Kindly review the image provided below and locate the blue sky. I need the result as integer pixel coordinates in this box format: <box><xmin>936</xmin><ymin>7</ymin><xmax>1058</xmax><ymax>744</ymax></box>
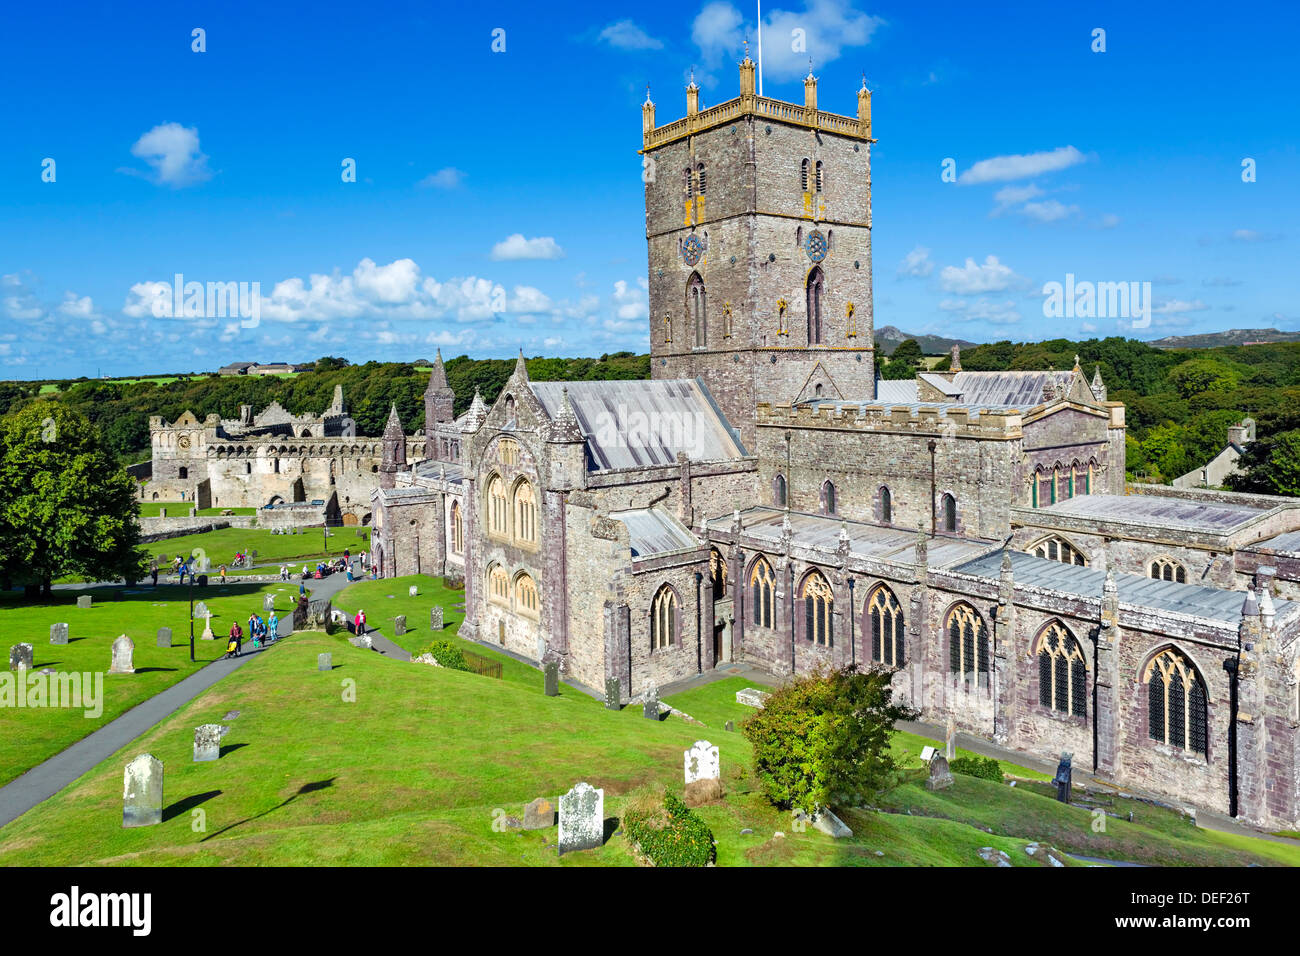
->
<box><xmin>1</xmin><ymin>0</ymin><xmax>1296</xmax><ymax>378</ymax></box>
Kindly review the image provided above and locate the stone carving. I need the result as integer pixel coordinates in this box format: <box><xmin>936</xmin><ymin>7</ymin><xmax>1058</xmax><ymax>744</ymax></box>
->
<box><xmin>558</xmin><ymin>782</ymin><xmax>604</xmax><ymax>854</ymax></box>
<box><xmin>201</xmin><ymin>613</ymin><xmax>215</xmax><ymax>641</ymax></box>
<box><xmin>544</xmin><ymin>660</ymin><xmax>559</xmax><ymax>697</ymax></box>
<box><xmin>263</xmin><ymin>594</ymin><xmax>275</xmax><ymax>612</ymax></box>
<box><xmin>123</xmin><ymin>754</ymin><xmax>163</xmax><ymax>828</ymax></box>
<box><xmin>9</xmin><ymin>644</ymin><xmax>33</xmax><ymax>671</ymax></box>
<box><xmin>50</xmin><ymin>623</ymin><xmax>69</xmax><ymax>645</ymax></box>
<box><xmin>109</xmin><ymin>635</ymin><xmax>135</xmax><ymax>674</ymax></box>
<box><xmin>736</xmin><ymin>687</ymin><xmax>770</xmax><ymax>708</ymax></box>
<box><xmin>318</xmin><ymin>652</ymin><xmax>332</xmax><ymax>671</ymax></box>
<box><xmin>523</xmin><ymin>796</ymin><xmax>556</xmax><ymax>830</ymax></box>
<box><xmin>926</xmin><ymin>754</ymin><xmax>955</xmax><ymax>791</ymax></box>
<box><xmin>157</xmin><ymin>627</ymin><xmax>172</xmax><ymax>648</ymax></box>
<box><xmin>193</xmin><ymin>724</ymin><xmax>230</xmax><ymax>761</ymax></box>
<box><xmin>193</xmin><ymin>601</ymin><xmax>208</xmax><ymax>620</ymax></box>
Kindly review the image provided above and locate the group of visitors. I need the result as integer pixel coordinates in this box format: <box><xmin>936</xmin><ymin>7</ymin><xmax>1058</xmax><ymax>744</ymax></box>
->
<box><xmin>226</xmin><ymin>608</ymin><xmax>280</xmax><ymax>657</ymax></box>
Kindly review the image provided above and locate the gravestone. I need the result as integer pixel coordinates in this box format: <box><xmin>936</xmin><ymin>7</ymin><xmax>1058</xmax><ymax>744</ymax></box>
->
<box><xmin>604</xmin><ymin>677</ymin><xmax>621</xmax><ymax>710</ymax></box>
<box><xmin>76</xmin><ymin>595</ymin><xmax>92</xmax><ymax>610</ymax></box>
<box><xmin>1052</xmin><ymin>752</ymin><xmax>1073</xmax><ymax>803</ymax></box>
<box><xmin>408</xmin><ymin>585</ymin><xmax>418</xmax><ymax>597</ymax></box>
<box><xmin>200</xmin><ymin>613</ymin><xmax>215</xmax><ymax>641</ymax></box>
<box><xmin>430</xmin><ymin>606</ymin><xmax>443</xmax><ymax>631</ymax></box>
<box><xmin>736</xmin><ymin>687</ymin><xmax>769</xmax><ymax>708</ymax></box>
<box><xmin>543</xmin><ymin>661</ymin><xmax>559</xmax><ymax>697</ymax></box>
<box><xmin>945</xmin><ymin>716</ymin><xmax>956</xmax><ymax>760</ymax></box>
<box><xmin>109</xmin><ymin>635</ymin><xmax>135</xmax><ymax>674</ymax></box>
<box><xmin>683</xmin><ymin>739</ymin><xmax>722</xmax><ymax>806</ymax></box>
<box><xmin>523</xmin><ymin>796</ymin><xmax>556</xmax><ymax>830</ymax></box>
<box><xmin>643</xmin><ymin>685</ymin><xmax>660</xmax><ymax>721</ymax></box>
<box><xmin>193</xmin><ymin>601</ymin><xmax>209</xmax><ymax>620</ymax></box>
<box><xmin>156</xmin><ymin>627</ymin><xmax>172</xmax><ymax>648</ymax></box>
<box><xmin>263</xmin><ymin>594</ymin><xmax>275</xmax><ymax>613</ymax></box>
<box><xmin>9</xmin><ymin>644</ymin><xmax>33</xmax><ymax>671</ymax></box>
<box><xmin>394</xmin><ymin>615</ymin><xmax>407</xmax><ymax>637</ymax></box>
<box><xmin>557</xmin><ymin>782</ymin><xmax>604</xmax><ymax>854</ymax></box>
<box><xmin>724</xmin><ymin>720</ymin><xmax>735</xmax><ymax>733</ymax></box>
<box><xmin>50</xmin><ymin>623</ymin><xmax>69</xmax><ymax>645</ymax></box>
<box><xmin>193</xmin><ymin>724</ymin><xmax>230</xmax><ymax>762</ymax></box>
<box><xmin>925</xmin><ymin>754</ymin><xmax>955</xmax><ymax>792</ymax></box>
<box><xmin>318</xmin><ymin>652</ymin><xmax>332</xmax><ymax>671</ymax></box>
<box><xmin>122</xmin><ymin>754</ymin><xmax>163</xmax><ymax>828</ymax></box>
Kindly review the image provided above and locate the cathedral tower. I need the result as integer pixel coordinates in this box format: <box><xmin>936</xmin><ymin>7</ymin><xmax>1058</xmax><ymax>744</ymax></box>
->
<box><xmin>641</xmin><ymin>54</ymin><xmax>876</xmax><ymax>447</ymax></box>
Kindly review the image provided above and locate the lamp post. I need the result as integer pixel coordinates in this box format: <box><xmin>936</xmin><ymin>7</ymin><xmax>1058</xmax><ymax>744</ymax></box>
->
<box><xmin>188</xmin><ymin>566</ymin><xmax>195</xmax><ymax>663</ymax></box>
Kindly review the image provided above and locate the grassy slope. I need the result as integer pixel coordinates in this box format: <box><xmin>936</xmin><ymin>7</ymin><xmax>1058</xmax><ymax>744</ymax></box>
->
<box><xmin>142</xmin><ymin>526</ymin><xmax>371</xmax><ymax>570</ymax></box>
<box><xmin>330</xmin><ymin>574</ymin><xmax>466</xmax><ymax>657</ymax></box>
<box><xmin>140</xmin><ymin>502</ymin><xmax>255</xmax><ymax>518</ymax></box>
<box><xmin>1</xmin><ymin>618</ymin><xmax>1293</xmax><ymax>866</ymax></box>
<box><xmin>0</xmin><ymin>580</ymin><xmax>301</xmax><ymax>785</ymax></box>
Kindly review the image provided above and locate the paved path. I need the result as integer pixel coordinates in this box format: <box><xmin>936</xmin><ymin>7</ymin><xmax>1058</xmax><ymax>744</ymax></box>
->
<box><xmin>0</xmin><ymin>643</ymin><xmax>276</xmax><ymax>829</ymax></box>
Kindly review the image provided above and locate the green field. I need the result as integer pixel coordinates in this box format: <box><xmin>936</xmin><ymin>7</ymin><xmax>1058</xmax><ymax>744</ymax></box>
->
<box><xmin>0</xmin><ymin>580</ymin><xmax>302</xmax><ymax>786</ymax></box>
<box><xmin>139</xmin><ymin>502</ymin><xmax>256</xmax><ymax>518</ymax></box>
<box><xmin>143</xmin><ymin>526</ymin><xmax>370</xmax><ymax>572</ymax></box>
<box><xmin>331</xmin><ymin>573</ymin><xmax>466</xmax><ymax>656</ymax></box>
<box><xmin>1</xmin><ymin>574</ymin><xmax>1294</xmax><ymax>866</ymax></box>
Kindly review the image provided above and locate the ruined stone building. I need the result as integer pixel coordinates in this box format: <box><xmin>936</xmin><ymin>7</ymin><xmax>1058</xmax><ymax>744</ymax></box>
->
<box><xmin>311</xmin><ymin>57</ymin><xmax>1300</xmax><ymax>830</ymax></box>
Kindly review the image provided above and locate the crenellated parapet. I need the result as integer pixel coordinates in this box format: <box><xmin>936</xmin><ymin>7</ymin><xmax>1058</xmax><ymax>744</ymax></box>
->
<box><xmin>755</xmin><ymin>400</ymin><xmax>1024</xmax><ymax>440</ymax></box>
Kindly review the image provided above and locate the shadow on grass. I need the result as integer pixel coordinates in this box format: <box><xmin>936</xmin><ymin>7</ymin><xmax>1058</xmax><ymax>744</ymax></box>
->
<box><xmin>603</xmin><ymin>817</ymin><xmax>621</xmax><ymax>844</ymax></box>
<box><xmin>164</xmin><ymin>789</ymin><xmax>222</xmax><ymax>822</ymax></box>
<box><xmin>131</xmin><ymin>667</ymin><xmax>179</xmax><ymax>674</ymax></box>
<box><xmin>219</xmin><ymin>743</ymin><xmax>249</xmax><ymax>758</ymax></box>
<box><xmin>201</xmin><ymin>778</ymin><xmax>336</xmax><ymax>842</ymax></box>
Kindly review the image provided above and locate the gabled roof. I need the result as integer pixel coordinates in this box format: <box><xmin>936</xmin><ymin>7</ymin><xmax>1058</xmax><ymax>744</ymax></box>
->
<box><xmin>610</xmin><ymin>508</ymin><xmax>699</xmax><ymax>556</ymax></box>
<box><xmin>927</xmin><ymin>370</ymin><xmax>1081</xmax><ymax>408</ymax></box>
<box><xmin>873</xmin><ymin>379</ymin><xmax>919</xmax><ymax>403</ymax></box>
<box><xmin>1036</xmin><ymin>493</ymin><xmax>1265</xmax><ymax>533</ymax></box>
<box><xmin>529</xmin><ymin>378</ymin><xmax>746</xmax><ymax>470</ymax></box>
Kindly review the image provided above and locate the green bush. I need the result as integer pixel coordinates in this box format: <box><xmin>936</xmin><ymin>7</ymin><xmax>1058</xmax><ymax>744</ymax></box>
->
<box><xmin>741</xmin><ymin>665</ymin><xmax>916</xmax><ymax>811</ymax></box>
<box><xmin>427</xmin><ymin>639</ymin><xmax>470</xmax><ymax>671</ymax></box>
<box><xmin>623</xmin><ymin>790</ymin><xmax>715</xmax><ymax>867</ymax></box>
<box><xmin>950</xmin><ymin>755</ymin><xmax>1004</xmax><ymax>782</ymax></box>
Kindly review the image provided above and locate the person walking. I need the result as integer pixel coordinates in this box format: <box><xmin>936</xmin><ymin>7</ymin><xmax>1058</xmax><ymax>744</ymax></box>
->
<box><xmin>227</xmin><ymin>621</ymin><xmax>243</xmax><ymax>657</ymax></box>
<box><xmin>220</xmin><ymin>565</ymin><xmax>227</xmax><ymax>584</ymax></box>
<box><xmin>268</xmin><ymin>611</ymin><xmax>279</xmax><ymax>643</ymax></box>
<box><xmin>354</xmin><ymin>609</ymin><xmax>366</xmax><ymax>635</ymax></box>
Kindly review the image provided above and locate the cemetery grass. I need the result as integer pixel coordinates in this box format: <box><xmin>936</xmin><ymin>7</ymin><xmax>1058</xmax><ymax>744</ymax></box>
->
<box><xmin>141</xmin><ymin>526</ymin><xmax>371</xmax><ymax>570</ymax></box>
<box><xmin>331</xmin><ymin>575</ymin><xmax>467</xmax><ymax>658</ymax></box>
<box><xmin>0</xmin><ymin>581</ymin><xmax>300</xmax><ymax>786</ymax></box>
<box><xmin>139</xmin><ymin>502</ymin><xmax>255</xmax><ymax>518</ymax></box>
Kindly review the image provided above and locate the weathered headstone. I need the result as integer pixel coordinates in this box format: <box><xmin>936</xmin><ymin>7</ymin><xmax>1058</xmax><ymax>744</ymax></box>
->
<box><xmin>724</xmin><ymin>720</ymin><xmax>735</xmax><ymax>733</ymax></box>
<box><xmin>643</xmin><ymin>685</ymin><xmax>660</xmax><ymax>720</ymax></box>
<box><xmin>109</xmin><ymin>634</ymin><xmax>135</xmax><ymax>674</ymax></box>
<box><xmin>76</xmin><ymin>595</ymin><xmax>92</xmax><ymax>610</ymax></box>
<box><xmin>156</xmin><ymin>627</ymin><xmax>172</xmax><ymax>648</ymax></box>
<box><xmin>318</xmin><ymin>653</ymin><xmax>332</xmax><ymax>671</ymax></box>
<box><xmin>193</xmin><ymin>724</ymin><xmax>230</xmax><ymax>762</ymax></box>
<box><xmin>193</xmin><ymin>601</ymin><xmax>208</xmax><ymax>620</ymax></box>
<box><xmin>604</xmin><ymin>677</ymin><xmax>621</xmax><ymax>710</ymax></box>
<box><xmin>263</xmin><ymin>594</ymin><xmax>275</xmax><ymax>613</ymax></box>
<box><xmin>926</xmin><ymin>754</ymin><xmax>955</xmax><ymax>791</ymax></box>
<box><xmin>408</xmin><ymin>585</ymin><xmax>418</xmax><ymax>597</ymax></box>
<box><xmin>736</xmin><ymin>687</ymin><xmax>770</xmax><ymax>708</ymax></box>
<box><xmin>9</xmin><ymin>644</ymin><xmax>33</xmax><ymax>671</ymax></box>
<box><xmin>122</xmin><ymin>753</ymin><xmax>163</xmax><ymax>828</ymax></box>
<box><xmin>543</xmin><ymin>660</ymin><xmax>559</xmax><ymax>697</ymax></box>
<box><xmin>201</xmin><ymin>612</ymin><xmax>215</xmax><ymax>641</ymax></box>
<box><xmin>430</xmin><ymin>606</ymin><xmax>443</xmax><ymax>630</ymax></box>
<box><xmin>945</xmin><ymin>716</ymin><xmax>956</xmax><ymax>761</ymax></box>
<box><xmin>50</xmin><ymin>623</ymin><xmax>69</xmax><ymax>645</ymax></box>
<box><xmin>523</xmin><ymin>796</ymin><xmax>556</xmax><ymax>830</ymax></box>
<box><xmin>683</xmin><ymin>739</ymin><xmax>722</xmax><ymax>806</ymax></box>
<box><xmin>811</xmin><ymin>808</ymin><xmax>853</xmax><ymax>838</ymax></box>
<box><xmin>394</xmin><ymin>614</ymin><xmax>407</xmax><ymax>636</ymax></box>
<box><xmin>557</xmin><ymin>782</ymin><xmax>604</xmax><ymax>854</ymax></box>
<box><xmin>1052</xmin><ymin>752</ymin><xmax>1073</xmax><ymax>803</ymax></box>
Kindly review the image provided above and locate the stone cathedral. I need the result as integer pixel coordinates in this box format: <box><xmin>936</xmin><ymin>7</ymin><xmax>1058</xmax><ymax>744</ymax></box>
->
<box><xmin>381</xmin><ymin>57</ymin><xmax>1300</xmax><ymax>830</ymax></box>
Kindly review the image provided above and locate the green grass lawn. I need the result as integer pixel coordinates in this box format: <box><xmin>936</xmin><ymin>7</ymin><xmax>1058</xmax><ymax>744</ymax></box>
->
<box><xmin>139</xmin><ymin>502</ymin><xmax>258</xmax><ymax>518</ymax></box>
<box><xmin>143</xmin><ymin>526</ymin><xmax>371</xmax><ymax>572</ymax></box>
<box><xmin>2</xmin><ymin>616</ymin><xmax>1293</xmax><ymax>866</ymax></box>
<box><xmin>0</xmin><ymin>580</ymin><xmax>304</xmax><ymax>786</ymax></box>
<box><xmin>331</xmin><ymin>574</ymin><xmax>467</xmax><ymax>657</ymax></box>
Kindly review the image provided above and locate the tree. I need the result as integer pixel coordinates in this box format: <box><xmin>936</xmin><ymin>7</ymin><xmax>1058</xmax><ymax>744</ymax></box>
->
<box><xmin>1168</xmin><ymin>358</ymin><xmax>1240</xmax><ymax>399</ymax></box>
<box><xmin>0</xmin><ymin>403</ymin><xmax>143</xmax><ymax>594</ymax></box>
<box><xmin>741</xmin><ymin>665</ymin><xmax>916</xmax><ymax>812</ymax></box>
<box><xmin>1227</xmin><ymin>430</ymin><xmax>1300</xmax><ymax>496</ymax></box>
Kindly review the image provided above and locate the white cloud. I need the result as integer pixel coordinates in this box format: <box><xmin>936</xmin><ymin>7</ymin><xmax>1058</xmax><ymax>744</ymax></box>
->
<box><xmin>1231</xmin><ymin>228</ymin><xmax>1283</xmax><ymax>242</ymax></box>
<box><xmin>1019</xmin><ymin>199</ymin><xmax>1079</xmax><ymax>223</ymax></box>
<box><xmin>897</xmin><ymin>246</ymin><xmax>933</xmax><ymax>278</ymax></box>
<box><xmin>126</xmin><ymin>123</ymin><xmax>212</xmax><ymax>187</ymax></box>
<box><xmin>938</xmin><ymin>255</ymin><xmax>1021</xmax><ymax>294</ymax></box>
<box><xmin>122</xmin><ymin>281</ymin><xmax>172</xmax><ymax>318</ymax></box>
<box><xmin>490</xmin><ymin>234</ymin><xmax>565</xmax><ymax>261</ymax></box>
<box><xmin>612</xmin><ymin>278</ymin><xmax>649</xmax><ymax>320</ymax></box>
<box><xmin>1098</xmin><ymin>213</ymin><xmax>1121</xmax><ymax>229</ymax></box>
<box><xmin>938</xmin><ymin>297</ymin><xmax>1020</xmax><ymax>325</ymax></box>
<box><xmin>598</xmin><ymin>19</ymin><xmax>663</xmax><ymax>50</ymax></box>
<box><xmin>58</xmin><ymin>292</ymin><xmax>100</xmax><ymax>319</ymax></box>
<box><xmin>353</xmin><ymin>257</ymin><xmax>421</xmax><ymax>304</ymax></box>
<box><xmin>959</xmin><ymin>146</ymin><xmax>1086</xmax><ymax>185</ymax></box>
<box><xmin>1153</xmin><ymin>298</ymin><xmax>1210</xmax><ymax>315</ymax></box>
<box><xmin>417</xmin><ymin>167</ymin><xmax>465</xmax><ymax>188</ymax></box>
<box><xmin>990</xmin><ymin>183</ymin><xmax>1043</xmax><ymax>216</ymax></box>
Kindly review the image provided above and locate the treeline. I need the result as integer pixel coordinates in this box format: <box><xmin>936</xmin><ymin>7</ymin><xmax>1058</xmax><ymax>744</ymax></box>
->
<box><xmin>0</xmin><ymin>352</ymin><xmax>650</xmax><ymax>464</ymax></box>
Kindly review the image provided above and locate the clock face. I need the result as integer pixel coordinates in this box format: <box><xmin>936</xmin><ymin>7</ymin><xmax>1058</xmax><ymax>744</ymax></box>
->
<box><xmin>682</xmin><ymin>234</ymin><xmax>704</xmax><ymax>266</ymax></box>
<box><xmin>805</xmin><ymin>230</ymin><xmax>828</xmax><ymax>263</ymax></box>
<box><xmin>179</xmin><ymin>435</ymin><xmax>191</xmax><ymax>449</ymax></box>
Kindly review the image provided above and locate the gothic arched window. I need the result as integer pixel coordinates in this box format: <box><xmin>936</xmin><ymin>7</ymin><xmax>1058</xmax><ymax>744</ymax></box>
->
<box><xmin>651</xmin><ymin>584</ymin><xmax>678</xmax><ymax>649</ymax></box>
<box><xmin>487</xmin><ymin>475</ymin><xmax>508</xmax><ymax>537</ymax></box>
<box><xmin>807</xmin><ymin>266</ymin><xmax>824</xmax><ymax>344</ymax></box>
<box><xmin>941</xmin><ymin>493</ymin><xmax>957</xmax><ymax>533</ymax></box>
<box><xmin>879</xmin><ymin>486</ymin><xmax>892</xmax><ymax>524</ymax></box>
<box><xmin>774</xmin><ymin>473</ymin><xmax>787</xmax><ymax>507</ymax></box>
<box><xmin>513</xmin><ymin>479</ymin><xmax>537</xmax><ymax>544</ymax></box>
<box><xmin>947</xmin><ymin>603</ymin><xmax>988</xmax><ymax>685</ymax></box>
<box><xmin>868</xmin><ymin>585</ymin><xmax>905</xmax><ymax>667</ymax></box>
<box><xmin>687</xmin><ymin>272</ymin><xmax>707</xmax><ymax>348</ymax></box>
<box><xmin>1150</xmin><ymin>557</ymin><xmax>1187</xmax><ymax>583</ymax></box>
<box><xmin>802</xmin><ymin>571</ymin><xmax>834</xmax><ymax>646</ymax></box>
<box><xmin>750</xmin><ymin>558</ymin><xmax>775</xmax><ymax>629</ymax></box>
<box><xmin>450</xmin><ymin>500</ymin><xmax>463</xmax><ymax>555</ymax></box>
<box><xmin>822</xmin><ymin>479</ymin><xmax>837</xmax><ymax>515</ymax></box>
<box><xmin>709</xmin><ymin>548</ymin><xmax>727</xmax><ymax>598</ymax></box>
<box><xmin>815</xmin><ymin>160</ymin><xmax>824</xmax><ymax>192</ymax></box>
<box><xmin>800</xmin><ymin>158</ymin><xmax>809</xmax><ymax>192</ymax></box>
<box><xmin>1146</xmin><ymin>648</ymin><xmax>1208</xmax><ymax>755</ymax></box>
<box><xmin>1031</xmin><ymin>536</ymin><xmax>1087</xmax><ymax>566</ymax></box>
<box><xmin>696</xmin><ymin>162</ymin><xmax>707</xmax><ymax>195</ymax></box>
<box><xmin>1037</xmin><ymin>621</ymin><xmax>1087</xmax><ymax>717</ymax></box>
<box><xmin>487</xmin><ymin>563</ymin><xmax>510</xmax><ymax>605</ymax></box>
<box><xmin>515</xmin><ymin>572</ymin><xmax>539</xmax><ymax>618</ymax></box>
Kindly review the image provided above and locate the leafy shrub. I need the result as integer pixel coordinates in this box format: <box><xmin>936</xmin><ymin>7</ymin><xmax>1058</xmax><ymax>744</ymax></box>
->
<box><xmin>741</xmin><ymin>665</ymin><xmax>916</xmax><ymax>811</ymax></box>
<box><xmin>427</xmin><ymin>639</ymin><xmax>470</xmax><ymax>671</ymax></box>
<box><xmin>950</xmin><ymin>755</ymin><xmax>1004</xmax><ymax>782</ymax></box>
<box><xmin>623</xmin><ymin>790</ymin><xmax>715</xmax><ymax>867</ymax></box>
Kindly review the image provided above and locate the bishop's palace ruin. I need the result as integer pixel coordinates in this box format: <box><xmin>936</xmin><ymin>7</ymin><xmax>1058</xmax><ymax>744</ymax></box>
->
<box><xmin>146</xmin><ymin>57</ymin><xmax>1300</xmax><ymax>830</ymax></box>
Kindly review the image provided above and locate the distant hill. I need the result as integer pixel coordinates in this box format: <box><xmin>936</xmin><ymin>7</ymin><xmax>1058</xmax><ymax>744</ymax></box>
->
<box><xmin>1148</xmin><ymin>328</ymin><xmax>1300</xmax><ymax>349</ymax></box>
<box><xmin>875</xmin><ymin>326</ymin><xmax>979</xmax><ymax>357</ymax></box>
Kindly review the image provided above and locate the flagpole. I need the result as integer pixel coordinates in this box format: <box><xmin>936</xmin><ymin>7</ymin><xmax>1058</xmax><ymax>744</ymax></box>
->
<box><xmin>756</xmin><ymin>0</ymin><xmax>763</xmax><ymax>96</ymax></box>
